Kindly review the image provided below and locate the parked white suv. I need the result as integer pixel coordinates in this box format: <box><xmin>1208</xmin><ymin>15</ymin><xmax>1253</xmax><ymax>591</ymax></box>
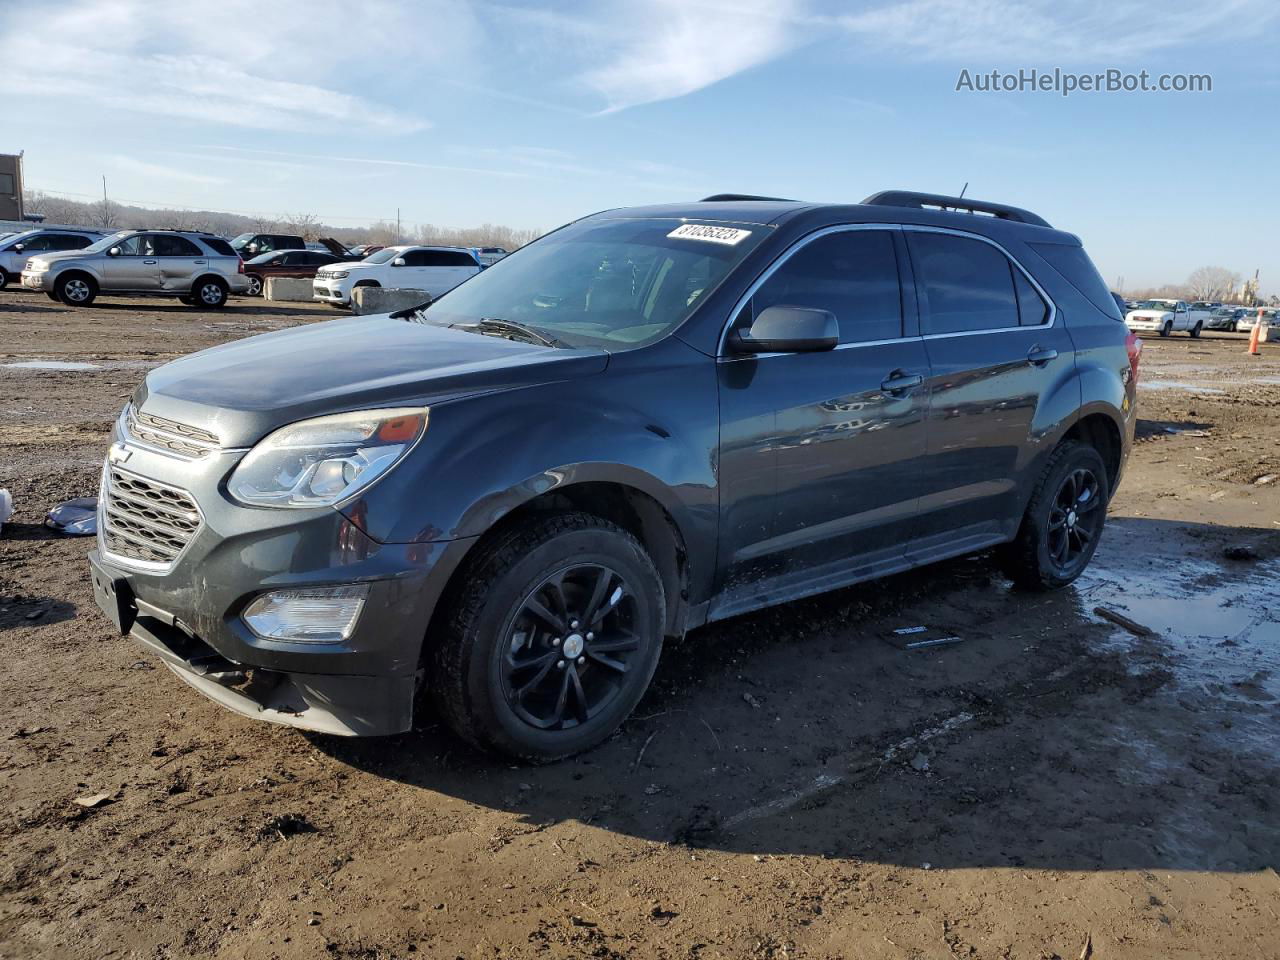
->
<box><xmin>312</xmin><ymin>245</ymin><xmax>481</xmax><ymax>306</ymax></box>
<box><xmin>0</xmin><ymin>228</ymin><xmax>103</xmax><ymax>289</ymax></box>
<box><xmin>1124</xmin><ymin>298</ymin><xmax>1203</xmax><ymax>338</ymax></box>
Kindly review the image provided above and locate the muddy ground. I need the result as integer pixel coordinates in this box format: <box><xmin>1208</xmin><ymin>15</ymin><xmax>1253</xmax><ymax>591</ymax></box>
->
<box><xmin>1</xmin><ymin>290</ymin><xmax>1278</xmax><ymax>960</ymax></box>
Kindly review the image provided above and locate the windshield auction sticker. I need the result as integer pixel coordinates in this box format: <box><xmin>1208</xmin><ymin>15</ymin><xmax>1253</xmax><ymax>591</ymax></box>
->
<box><xmin>667</xmin><ymin>224</ymin><xmax>753</xmax><ymax>245</ymax></box>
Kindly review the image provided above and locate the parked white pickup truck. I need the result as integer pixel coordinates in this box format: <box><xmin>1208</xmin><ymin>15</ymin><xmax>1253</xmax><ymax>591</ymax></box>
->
<box><xmin>1124</xmin><ymin>298</ymin><xmax>1206</xmax><ymax>338</ymax></box>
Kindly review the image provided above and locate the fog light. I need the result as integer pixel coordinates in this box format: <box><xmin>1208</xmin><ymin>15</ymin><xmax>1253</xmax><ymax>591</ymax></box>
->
<box><xmin>242</xmin><ymin>586</ymin><xmax>368</xmax><ymax>643</ymax></box>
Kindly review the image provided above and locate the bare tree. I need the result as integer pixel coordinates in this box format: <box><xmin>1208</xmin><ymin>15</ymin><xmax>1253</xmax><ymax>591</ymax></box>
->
<box><xmin>91</xmin><ymin>198</ymin><xmax>120</xmax><ymax>230</ymax></box>
<box><xmin>282</xmin><ymin>212</ymin><xmax>321</xmax><ymax>240</ymax></box>
<box><xmin>1186</xmin><ymin>266</ymin><xmax>1240</xmax><ymax>301</ymax></box>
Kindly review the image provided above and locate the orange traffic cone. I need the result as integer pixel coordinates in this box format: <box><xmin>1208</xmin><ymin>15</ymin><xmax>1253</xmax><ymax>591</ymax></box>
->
<box><xmin>1248</xmin><ymin>310</ymin><xmax>1263</xmax><ymax>355</ymax></box>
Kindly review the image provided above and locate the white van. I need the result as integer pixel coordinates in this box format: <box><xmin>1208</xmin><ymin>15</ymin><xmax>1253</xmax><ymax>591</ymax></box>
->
<box><xmin>312</xmin><ymin>245</ymin><xmax>481</xmax><ymax>306</ymax></box>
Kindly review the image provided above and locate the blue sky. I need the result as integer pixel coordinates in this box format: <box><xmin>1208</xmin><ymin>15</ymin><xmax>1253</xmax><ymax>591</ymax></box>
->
<box><xmin>2</xmin><ymin>0</ymin><xmax>1278</xmax><ymax>291</ymax></box>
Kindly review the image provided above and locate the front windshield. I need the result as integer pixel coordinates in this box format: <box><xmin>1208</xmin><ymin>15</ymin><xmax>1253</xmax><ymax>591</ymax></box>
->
<box><xmin>80</xmin><ymin>231</ymin><xmax>132</xmax><ymax>254</ymax></box>
<box><xmin>363</xmin><ymin>247</ymin><xmax>403</xmax><ymax>264</ymax></box>
<box><xmin>230</xmin><ymin>233</ymin><xmax>254</xmax><ymax>247</ymax></box>
<box><xmin>419</xmin><ymin>218</ymin><xmax>768</xmax><ymax>349</ymax></box>
<box><xmin>1137</xmin><ymin>299</ymin><xmax>1175</xmax><ymax>310</ymax></box>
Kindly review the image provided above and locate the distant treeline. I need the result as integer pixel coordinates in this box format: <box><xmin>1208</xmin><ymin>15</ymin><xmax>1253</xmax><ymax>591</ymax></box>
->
<box><xmin>20</xmin><ymin>191</ymin><xmax>543</xmax><ymax>251</ymax></box>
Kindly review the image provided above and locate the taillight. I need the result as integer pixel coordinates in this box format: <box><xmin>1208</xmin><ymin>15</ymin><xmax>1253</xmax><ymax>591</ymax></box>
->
<box><xmin>1125</xmin><ymin>332</ymin><xmax>1142</xmax><ymax>384</ymax></box>
<box><xmin>237</xmin><ymin>258</ymin><xmax>245</xmax><ymax>274</ymax></box>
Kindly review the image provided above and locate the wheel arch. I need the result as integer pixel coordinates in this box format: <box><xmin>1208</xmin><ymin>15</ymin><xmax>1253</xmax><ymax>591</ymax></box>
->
<box><xmin>424</xmin><ymin>477</ymin><xmax>693</xmax><ymax>657</ymax></box>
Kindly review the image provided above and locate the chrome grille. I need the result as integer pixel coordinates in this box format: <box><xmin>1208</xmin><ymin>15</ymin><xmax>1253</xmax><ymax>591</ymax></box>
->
<box><xmin>126</xmin><ymin>407</ymin><xmax>221</xmax><ymax>459</ymax></box>
<box><xmin>101</xmin><ymin>467</ymin><xmax>202</xmax><ymax>569</ymax></box>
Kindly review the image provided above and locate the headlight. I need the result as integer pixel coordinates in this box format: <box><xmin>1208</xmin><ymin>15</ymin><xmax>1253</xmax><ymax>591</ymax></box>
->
<box><xmin>242</xmin><ymin>585</ymin><xmax>368</xmax><ymax>643</ymax></box>
<box><xmin>27</xmin><ymin>259</ymin><xmax>49</xmax><ymax>273</ymax></box>
<box><xmin>323</xmin><ymin>270</ymin><xmax>349</xmax><ymax>280</ymax></box>
<box><xmin>228</xmin><ymin>408</ymin><xmax>428</xmax><ymax>508</ymax></box>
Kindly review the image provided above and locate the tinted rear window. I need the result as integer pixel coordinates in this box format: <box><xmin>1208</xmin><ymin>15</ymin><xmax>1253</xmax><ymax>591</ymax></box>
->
<box><xmin>1028</xmin><ymin>242</ymin><xmax>1122</xmax><ymax>320</ymax></box>
<box><xmin>202</xmin><ymin>237</ymin><xmax>236</xmax><ymax>256</ymax></box>
<box><xmin>908</xmin><ymin>232</ymin><xmax>1020</xmax><ymax>334</ymax></box>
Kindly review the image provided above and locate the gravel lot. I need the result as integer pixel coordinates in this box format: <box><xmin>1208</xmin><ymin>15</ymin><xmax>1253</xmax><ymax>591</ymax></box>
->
<box><xmin>2</xmin><ymin>290</ymin><xmax>1278</xmax><ymax>960</ymax></box>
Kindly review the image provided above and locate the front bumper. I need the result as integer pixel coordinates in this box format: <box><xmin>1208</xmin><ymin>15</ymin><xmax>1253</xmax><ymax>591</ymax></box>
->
<box><xmin>20</xmin><ymin>270</ymin><xmax>52</xmax><ymax>291</ymax></box>
<box><xmin>86</xmin><ymin>440</ymin><xmax>475</xmax><ymax>735</ymax></box>
<box><xmin>313</xmin><ymin>278</ymin><xmax>351</xmax><ymax>303</ymax></box>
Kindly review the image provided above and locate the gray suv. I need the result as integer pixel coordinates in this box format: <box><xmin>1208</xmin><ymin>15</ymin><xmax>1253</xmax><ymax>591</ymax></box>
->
<box><xmin>21</xmin><ymin>230</ymin><xmax>250</xmax><ymax>307</ymax></box>
<box><xmin>87</xmin><ymin>190</ymin><xmax>1138</xmax><ymax>761</ymax></box>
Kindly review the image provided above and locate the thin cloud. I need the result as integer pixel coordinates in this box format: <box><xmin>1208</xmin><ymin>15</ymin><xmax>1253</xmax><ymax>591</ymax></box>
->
<box><xmin>111</xmin><ymin>156</ymin><xmax>227</xmax><ymax>185</ymax></box>
<box><xmin>579</xmin><ymin>0</ymin><xmax>807</xmax><ymax>112</ymax></box>
<box><xmin>835</xmin><ymin>0</ymin><xmax>1280</xmax><ymax>61</ymax></box>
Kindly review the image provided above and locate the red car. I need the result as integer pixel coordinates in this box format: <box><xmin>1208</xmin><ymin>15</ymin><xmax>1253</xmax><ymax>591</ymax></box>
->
<box><xmin>242</xmin><ymin>249</ymin><xmax>346</xmax><ymax>297</ymax></box>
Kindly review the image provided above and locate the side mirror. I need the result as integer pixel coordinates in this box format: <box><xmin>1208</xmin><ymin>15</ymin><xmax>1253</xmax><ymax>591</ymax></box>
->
<box><xmin>12</xmin><ymin>243</ymin><xmax>24</xmax><ymax>252</ymax></box>
<box><xmin>392</xmin><ymin>257</ymin><xmax>406</xmax><ymax>267</ymax></box>
<box><xmin>107</xmin><ymin>246</ymin><xmax>121</xmax><ymax>257</ymax></box>
<box><xmin>246</xmin><ymin>244</ymin><xmax>259</xmax><ymax>254</ymax></box>
<box><xmin>729</xmin><ymin>305</ymin><xmax>838</xmax><ymax>354</ymax></box>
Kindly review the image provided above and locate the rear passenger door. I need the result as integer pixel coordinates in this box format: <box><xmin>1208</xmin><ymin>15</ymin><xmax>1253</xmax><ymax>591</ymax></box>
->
<box><xmin>905</xmin><ymin>228</ymin><xmax>1073</xmax><ymax>554</ymax></box>
<box><xmin>153</xmin><ymin>235</ymin><xmax>206</xmax><ymax>291</ymax></box>
<box><xmin>714</xmin><ymin>227</ymin><xmax>931</xmax><ymax>615</ymax></box>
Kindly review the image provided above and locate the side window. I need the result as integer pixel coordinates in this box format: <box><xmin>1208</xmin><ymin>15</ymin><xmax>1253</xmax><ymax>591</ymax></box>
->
<box><xmin>280</xmin><ymin>252</ymin><xmax>304</xmax><ymax>265</ymax></box>
<box><xmin>399</xmin><ymin>250</ymin><xmax>430</xmax><ymax>266</ymax></box>
<box><xmin>256</xmin><ymin>237</ymin><xmax>275</xmax><ymax>253</ymax></box>
<box><xmin>1013</xmin><ymin>269</ymin><xmax>1049</xmax><ymax>326</ymax></box>
<box><xmin>21</xmin><ymin>235</ymin><xmax>53</xmax><ymax>252</ymax></box>
<box><xmin>750</xmin><ymin>230</ymin><xmax>902</xmax><ymax>344</ymax></box>
<box><xmin>415</xmin><ymin>251</ymin><xmax>449</xmax><ymax>267</ymax></box>
<box><xmin>154</xmin><ymin>236</ymin><xmax>201</xmax><ymax>256</ymax></box>
<box><xmin>1027</xmin><ymin>241</ymin><xmax>1121</xmax><ymax>320</ymax></box>
<box><xmin>908</xmin><ymin>232</ymin><xmax>1019</xmax><ymax>334</ymax></box>
<box><xmin>0</xmin><ymin>173</ymin><xmax>14</xmax><ymax>194</ymax></box>
<box><xmin>201</xmin><ymin>237</ymin><xmax>236</xmax><ymax>257</ymax></box>
<box><xmin>114</xmin><ymin>235</ymin><xmax>144</xmax><ymax>256</ymax></box>
<box><xmin>442</xmin><ymin>251</ymin><xmax>479</xmax><ymax>267</ymax></box>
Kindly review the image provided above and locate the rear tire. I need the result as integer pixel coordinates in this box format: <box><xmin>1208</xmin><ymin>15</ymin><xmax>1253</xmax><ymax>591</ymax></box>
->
<box><xmin>245</xmin><ymin>274</ymin><xmax>263</xmax><ymax>297</ymax></box>
<box><xmin>998</xmin><ymin>440</ymin><xmax>1109</xmax><ymax>590</ymax></box>
<box><xmin>56</xmin><ymin>273</ymin><xmax>97</xmax><ymax>307</ymax></box>
<box><xmin>431</xmin><ymin>512</ymin><xmax>665</xmax><ymax>762</ymax></box>
<box><xmin>190</xmin><ymin>277</ymin><xmax>228</xmax><ymax>308</ymax></box>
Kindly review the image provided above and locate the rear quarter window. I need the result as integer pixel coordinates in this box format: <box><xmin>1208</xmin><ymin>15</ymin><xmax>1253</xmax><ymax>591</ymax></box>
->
<box><xmin>1028</xmin><ymin>242</ymin><xmax>1122</xmax><ymax>320</ymax></box>
<box><xmin>201</xmin><ymin>237</ymin><xmax>236</xmax><ymax>256</ymax></box>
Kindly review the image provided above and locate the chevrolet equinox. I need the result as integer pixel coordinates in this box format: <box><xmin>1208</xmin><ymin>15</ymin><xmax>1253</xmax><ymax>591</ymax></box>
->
<box><xmin>88</xmin><ymin>191</ymin><xmax>1139</xmax><ymax>761</ymax></box>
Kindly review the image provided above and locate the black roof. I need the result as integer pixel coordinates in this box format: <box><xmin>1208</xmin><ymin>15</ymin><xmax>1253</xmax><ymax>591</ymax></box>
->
<box><xmin>590</xmin><ymin>190</ymin><xmax>1072</xmax><ymax>241</ymax></box>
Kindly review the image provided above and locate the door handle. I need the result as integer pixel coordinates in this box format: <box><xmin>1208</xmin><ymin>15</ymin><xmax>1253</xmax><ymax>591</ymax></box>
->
<box><xmin>193</xmin><ymin>260</ymin><xmax>207</xmax><ymax>264</ymax></box>
<box><xmin>1026</xmin><ymin>346</ymin><xmax>1058</xmax><ymax>366</ymax></box>
<box><xmin>142</xmin><ymin>259</ymin><xmax>158</xmax><ymax>264</ymax></box>
<box><xmin>880</xmin><ymin>371</ymin><xmax>924</xmax><ymax>394</ymax></box>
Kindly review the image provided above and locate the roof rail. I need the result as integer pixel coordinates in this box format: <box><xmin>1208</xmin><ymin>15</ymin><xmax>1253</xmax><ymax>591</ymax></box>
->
<box><xmin>700</xmin><ymin>193</ymin><xmax>797</xmax><ymax>203</ymax></box>
<box><xmin>861</xmin><ymin>190</ymin><xmax>1051</xmax><ymax>228</ymax></box>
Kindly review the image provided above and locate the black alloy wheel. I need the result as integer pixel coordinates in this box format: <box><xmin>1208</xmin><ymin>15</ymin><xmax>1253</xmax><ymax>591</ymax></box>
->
<box><xmin>501</xmin><ymin>563</ymin><xmax>640</xmax><ymax>731</ymax></box>
<box><xmin>1045</xmin><ymin>466</ymin><xmax>1103</xmax><ymax>578</ymax></box>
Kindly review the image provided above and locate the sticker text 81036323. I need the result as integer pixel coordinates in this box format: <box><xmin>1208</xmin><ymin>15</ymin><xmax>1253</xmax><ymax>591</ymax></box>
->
<box><xmin>666</xmin><ymin>224</ymin><xmax>753</xmax><ymax>246</ymax></box>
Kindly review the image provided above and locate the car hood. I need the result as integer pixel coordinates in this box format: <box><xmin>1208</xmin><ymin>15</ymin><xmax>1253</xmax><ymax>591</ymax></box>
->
<box><xmin>23</xmin><ymin>250</ymin><xmax>92</xmax><ymax>268</ymax></box>
<box><xmin>136</xmin><ymin>315</ymin><xmax>609</xmax><ymax>447</ymax></box>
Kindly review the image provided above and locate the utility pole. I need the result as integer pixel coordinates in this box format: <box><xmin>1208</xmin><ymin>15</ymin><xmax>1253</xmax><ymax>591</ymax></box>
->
<box><xmin>102</xmin><ymin>175</ymin><xmax>108</xmax><ymax>206</ymax></box>
<box><xmin>396</xmin><ymin>207</ymin><xmax>401</xmax><ymax>242</ymax></box>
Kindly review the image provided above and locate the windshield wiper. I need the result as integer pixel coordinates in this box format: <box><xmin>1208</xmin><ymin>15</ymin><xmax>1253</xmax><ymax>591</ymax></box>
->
<box><xmin>454</xmin><ymin>317</ymin><xmax>566</xmax><ymax>348</ymax></box>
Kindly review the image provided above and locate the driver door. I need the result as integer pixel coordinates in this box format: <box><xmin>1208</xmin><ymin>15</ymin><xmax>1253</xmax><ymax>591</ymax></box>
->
<box><xmin>104</xmin><ymin>235</ymin><xmax>161</xmax><ymax>290</ymax></box>
<box><xmin>713</xmin><ymin>227</ymin><xmax>930</xmax><ymax>618</ymax></box>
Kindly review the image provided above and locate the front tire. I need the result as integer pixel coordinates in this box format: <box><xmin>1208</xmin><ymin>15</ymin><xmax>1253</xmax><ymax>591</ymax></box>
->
<box><xmin>1159</xmin><ymin>321</ymin><xmax>1172</xmax><ymax>337</ymax></box>
<box><xmin>0</xmin><ymin>270</ymin><xmax>9</xmax><ymax>290</ymax></box>
<box><xmin>432</xmin><ymin>512</ymin><xmax>665</xmax><ymax>762</ymax></box>
<box><xmin>56</xmin><ymin>273</ymin><xmax>97</xmax><ymax>306</ymax></box>
<box><xmin>999</xmin><ymin>440</ymin><xmax>1109</xmax><ymax>590</ymax></box>
<box><xmin>1190</xmin><ymin>322</ymin><xmax>1202</xmax><ymax>338</ymax></box>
